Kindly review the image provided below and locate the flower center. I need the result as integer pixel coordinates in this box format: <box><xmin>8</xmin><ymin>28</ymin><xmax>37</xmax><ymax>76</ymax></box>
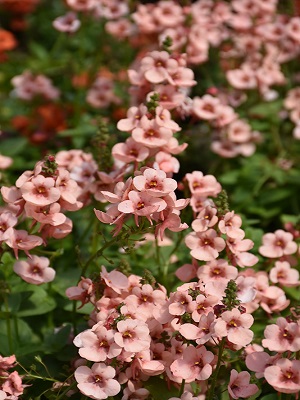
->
<box><xmin>136</xmin><ymin>202</ymin><xmax>145</xmax><ymax>210</ymax></box>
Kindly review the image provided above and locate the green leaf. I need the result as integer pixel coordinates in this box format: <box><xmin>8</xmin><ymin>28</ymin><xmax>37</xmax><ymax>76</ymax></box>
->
<box><xmin>144</xmin><ymin>377</ymin><xmax>179</xmax><ymax>400</ymax></box>
<box><xmin>44</xmin><ymin>324</ymin><xmax>72</xmax><ymax>352</ymax></box>
<box><xmin>15</xmin><ymin>286</ymin><xmax>56</xmax><ymax>317</ymax></box>
<box><xmin>260</xmin><ymin>394</ymin><xmax>278</xmax><ymax>400</ymax></box>
<box><xmin>0</xmin><ymin>137</ymin><xmax>27</xmax><ymax>157</ymax></box>
<box><xmin>0</xmin><ymin>318</ymin><xmax>40</xmax><ymax>355</ymax></box>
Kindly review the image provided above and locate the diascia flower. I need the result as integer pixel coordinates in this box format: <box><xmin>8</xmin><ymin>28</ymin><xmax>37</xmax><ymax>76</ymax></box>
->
<box><xmin>74</xmin><ymin>363</ymin><xmax>121</xmax><ymax>399</ymax></box>
<box><xmin>228</xmin><ymin>369</ymin><xmax>258</xmax><ymax>399</ymax></box>
<box><xmin>13</xmin><ymin>255</ymin><xmax>55</xmax><ymax>284</ymax></box>
<box><xmin>264</xmin><ymin>358</ymin><xmax>300</xmax><ymax>394</ymax></box>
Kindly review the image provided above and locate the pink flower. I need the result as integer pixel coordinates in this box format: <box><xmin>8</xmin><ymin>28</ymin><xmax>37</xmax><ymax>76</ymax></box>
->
<box><xmin>3</xmin><ymin>228</ymin><xmax>43</xmax><ymax>258</ymax></box>
<box><xmin>13</xmin><ymin>255</ymin><xmax>55</xmax><ymax>284</ymax></box>
<box><xmin>170</xmin><ymin>345</ymin><xmax>214</xmax><ymax>382</ymax></box>
<box><xmin>228</xmin><ymin>369</ymin><xmax>258</xmax><ymax>399</ymax></box>
<box><xmin>269</xmin><ymin>261</ymin><xmax>300</xmax><ymax>287</ymax></box>
<box><xmin>259</xmin><ymin>229</ymin><xmax>298</xmax><ymax>258</ymax></box>
<box><xmin>118</xmin><ymin>190</ymin><xmax>166</xmax><ymax>226</ymax></box>
<box><xmin>185</xmin><ymin>171</ymin><xmax>221</xmax><ymax>197</ymax></box>
<box><xmin>112</xmin><ymin>138</ymin><xmax>149</xmax><ymax>164</ymax></box>
<box><xmin>74</xmin><ymin>323</ymin><xmax>122</xmax><ymax>362</ymax></box>
<box><xmin>154</xmin><ymin>151</ymin><xmax>180</xmax><ymax>175</ymax></box>
<box><xmin>140</xmin><ymin>51</ymin><xmax>178</xmax><ymax>84</ymax></box>
<box><xmin>179</xmin><ymin>312</ymin><xmax>216</xmax><ymax>345</ymax></box>
<box><xmin>52</xmin><ymin>12</ymin><xmax>81</xmax><ymax>33</ymax></box>
<box><xmin>191</xmin><ymin>206</ymin><xmax>218</xmax><ymax>233</ymax></box>
<box><xmin>197</xmin><ymin>259</ymin><xmax>238</xmax><ymax>284</ymax></box>
<box><xmin>100</xmin><ymin>266</ymin><xmax>128</xmax><ymax>294</ymax></box>
<box><xmin>114</xmin><ymin>319</ymin><xmax>150</xmax><ymax>353</ymax></box>
<box><xmin>132</xmin><ymin>118</ymin><xmax>173</xmax><ymax>149</ymax></box>
<box><xmin>2</xmin><ymin>371</ymin><xmax>24</xmax><ymax>397</ymax></box>
<box><xmin>185</xmin><ymin>229</ymin><xmax>226</xmax><ymax>261</ymax></box>
<box><xmin>214</xmin><ymin>308</ymin><xmax>254</xmax><ymax>346</ymax></box>
<box><xmin>262</xmin><ymin>317</ymin><xmax>300</xmax><ymax>353</ymax></box>
<box><xmin>0</xmin><ymin>211</ymin><xmax>18</xmax><ymax>241</ymax></box>
<box><xmin>75</xmin><ymin>363</ymin><xmax>121</xmax><ymax>399</ymax></box>
<box><xmin>192</xmin><ymin>95</ymin><xmax>220</xmax><ymax>120</ymax></box>
<box><xmin>264</xmin><ymin>358</ymin><xmax>300</xmax><ymax>394</ymax></box>
<box><xmin>21</xmin><ymin>175</ymin><xmax>60</xmax><ymax>206</ymax></box>
<box><xmin>133</xmin><ymin>168</ymin><xmax>177</xmax><ymax>197</ymax></box>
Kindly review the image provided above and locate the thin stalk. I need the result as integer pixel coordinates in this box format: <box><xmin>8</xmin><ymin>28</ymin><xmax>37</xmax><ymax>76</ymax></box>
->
<box><xmin>4</xmin><ymin>296</ymin><xmax>13</xmax><ymax>354</ymax></box>
<box><xmin>179</xmin><ymin>379</ymin><xmax>186</xmax><ymax>397</ymax></box>
<box><xmin>206</xmin><ymin>338</ymin><xmax>226</xmax><ymax>400</ymax></box>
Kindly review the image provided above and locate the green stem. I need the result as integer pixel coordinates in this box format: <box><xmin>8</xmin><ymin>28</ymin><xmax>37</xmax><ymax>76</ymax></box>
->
<box><xmin>4</xmin><ymin>296</ymin><xmax>13</xmax><ymax>354</ymax></box>
<box><xmin>179</xmin><ymin>379</ymin><xmax>186</xmax><ymax>397</ymax></box>
<box><xmin>206</xmin><ymin>338</ymin><xmax>226</xmax><ymax>400</ymax></box>
<box><xmin>56</xmin><ymin>379</ymin><xmax>77</xmax><ymax>399</ymax></box>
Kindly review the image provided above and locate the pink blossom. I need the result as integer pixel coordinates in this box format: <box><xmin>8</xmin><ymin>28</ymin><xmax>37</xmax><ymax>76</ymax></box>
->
<box><xmin>185</xmin><ymin>229</ymin><xmax>226</xmax><ymax>261</ymax></box>
<box><xmin>259</xmin><ymin>229</ymin><xmax>298</xmax><ymax>258</ymax></box>
<box><xmin>114</xmin><ymin>319</ymin><xmax>150</xmax><ymax>353</ymax></box>
<box><xmin>133</xmin><ymin>168</ymin><xmax>177</xmax><ymax>197</ymax></box>
<box><xmin>13</xmin><ymin>255</ymin><xmax>55</xmax><ymax>284</ymax></box>
<box><xmin>170</xmin><ymin>345</ymin><xmax>214</xmax><ymax>382</ymax></box>
<box><xmin>264</xmin><ymin>358</ymin><xmax>300</xmax><ymax>394</ymax></box>
<box><xmin>218</xmin><ymin>211</ymin><xmax>243</xmax><ymax>239</ymax></box>
<box><xmin>132</xmin><ymin>118</ymin><xmax>173</xmax><ymax>149</ymax></box>
<box><xmin>197</xmin><ymin>259</ymin><xmax>238</xmax><ymax>284</ymax></box>
<box><xmin>118</xmin><ymin>190</ymin><xmax>166</xmax><ymax>226</ymax></box>
<box><xmin>24</xmin><ymin>202</ymin><xmax>66</xmax><ymax>227</ymax></box>
<box><xmin>52</xmin><ymin>12</ymin><xmax>81</xmax><ymax>33</ymax></box>
<box><xmin>192</xmin><ymin>95</ymin><xmax>220</xmax><ymax>120</ymax></box>
<box><xmin>100</xmin><ymin>266</ymin><xmax>128</xmax><ymax>294</ymax></box>
<box><xmin>154</xmin><ymin>151</ymin><xmax>180</xmax><ymax>175</ymax></box>
<box><xmin>214</xmin><ymin>308</ymin><xmax>254</xmax><ymax>346</ymax></box>
<box><xmin>191</xmin><ymin>206</ymin><xmax>218</xmax><ymax>233</ymax></box>
<box><xmin>74</xmin><ymin>323</ymin><xmax>122</xmax><ymax>362</ymax></box>
<box><xmin>112</xmin><ymin>138</ymin><xmax>149</xmax><ymax>164</ymax></box>
<box><xmin>262</xmin><ymin>317</ymin><xmax>300</xmax><ymax>352</ymax></box>
<box><xmin>185</xmin><ymin>171</ymin><xmax>222</xmax><ymax>197</ymax></box>
<box><xmin>140</xmin><ymin>51</ymin><xmax>178</xmax><ymax>84</ymax></box>
<box><xmin>66</xmin><ymin>0</ymin><xmax>97</xmax><ymax>12</ymax></box>
<box><xmin>179</xmin><ymin>312</ymin><xmax>216</xmax><ymax>345</ymax></box>
<box><xmin>228</xmin><ymin>369</ymin><xmax>258</xmax><ymax>399</ymax></box>
<box><xmin>2</xmin><ymin>371</ymin><xmax>24</xmax><ymax>397</ymax></box>
<box><xmin>21</xmin><ymin>175</ymin><xmax>60</xmax><ymax>206</ymax></box>
<box><xmin>269</xmin><ymin>261</ymin><xmax>300</xmax><ymax>287</ymax></box>
<box><xmin>245</xmin><ymin>351</ymin><xmax>278</xmax><ymax>379</ymax></box>
<box><xmin>0</xmin><ymin>211</ymin><xmax>18</xmax><ymax>241</ymax></box>
<box><xmin>75</xmin><ymin>363</ymin><xmax>121</xmax><ymax>399</ymax></box>
<box><xmin>0</xmin><ymin>154</ymin><xmax>13</xmax><ymax>169</ymax></box>
<box><xmin>3</xmin><ymin>228</ymin><xmax>43</xmax><ymax>258</ymax></box>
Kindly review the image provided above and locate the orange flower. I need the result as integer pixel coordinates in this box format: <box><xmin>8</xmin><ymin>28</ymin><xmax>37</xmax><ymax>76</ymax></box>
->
<box><xmin>0</xmin><ymin>0</ymin><xmax>39</xmax><ymax>14</ymax></box>
<box><xmin>0</xmin><ymin>29</ymin><xmax>17</xmax><ymax>52</ymax></box>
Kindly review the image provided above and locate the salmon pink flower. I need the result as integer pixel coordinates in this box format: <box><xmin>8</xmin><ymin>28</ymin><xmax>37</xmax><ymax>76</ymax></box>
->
<box><xmin>3</xmin><ymin>228</ymin><xmax>43</xmax><ymax>258</ymax></box>
<box><xmin>133</xmin><ymin>168</ymin><xmax>177</xmax><ymax>197</ymax></box>
<box><xmin>259</xmin><ymin>229</ymin><xmax>298</xmax><ymax>258</ymax></box>
<box><xmin>262</xmin><ymin>317</ymin><xmax>300</xmax><ymax>352</ymax></box>
<box><xmin>13</xmin><ymin>255</ymin><xmax>55</xmax><ymax>284</ymax></box>
<box><xmin>21</xmin><ymin>175</ymin><xmax>60</xmax><ymax>206</ymax></box>
<box><xmin>170</xmin><ymin>345</ymin><xmax>214</xmax><ymax>382</ymax></box>
<box><xmin>214</xmin><ymin>308</ymin><xmax>254</xmax><ymax>346</ymax></box>
<box><xmin>114</xmin><ymin>319</ymin><xmax>151</xmax><ymax>353</ymax></box>
<box><xmin>185</xmin><ymin>171</ymin><xmax>221</xmax><ymax>197</ymax></box>
<box><xmin>74</xmin><ymin>323</ymin><xmax>122</xmax><ymax>362</ymax></box>
<box><xmin>269</xmin><ymin>261</ymin><xmax>300</xmax><ymax>287</ymax></box>
<box><xmin>132</xmin><ymin>118</ymin><xmax>173</xmax><ymax>149</ymax></box>
<box><xmin>185</xmin><ymin>229</ymin><xmax>226</xmax><ymax>261</ymax></box>
<box><xmin>75</xmin><ymin>363</ymin><xmax>121</xmax><ymax>399</ymax></box>
<box><xmin>264</xmin><ymin>358</ymin><xmax>300</xmax><ymax>394</ymax></box>
<box><xmin>228</xmin><ymin>369</ymin><xmax>258</xmax><ymax>399</ymax></box>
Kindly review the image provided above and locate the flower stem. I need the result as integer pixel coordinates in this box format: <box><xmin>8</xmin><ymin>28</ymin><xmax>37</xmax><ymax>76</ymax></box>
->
<box><xmin>206</xmin><ymin>338</ymin><xmax>226</xmax><ymax>400</ymax></box>
<box><xmin>179</xmin><ymin>379</ymin><xmax>186</xmax><ymax>397</ymax></box>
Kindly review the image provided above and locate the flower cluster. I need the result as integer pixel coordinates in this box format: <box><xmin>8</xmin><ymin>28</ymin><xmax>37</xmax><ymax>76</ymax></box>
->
<box><xmin>0</xmin><ymin>155</ymin><xmax>83</xmax><ymax>283</ymax></box>
<box><xmin>0</xmin><ymin>354</ymin><xmax>25</xmax><ymax>399</ymax></box>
